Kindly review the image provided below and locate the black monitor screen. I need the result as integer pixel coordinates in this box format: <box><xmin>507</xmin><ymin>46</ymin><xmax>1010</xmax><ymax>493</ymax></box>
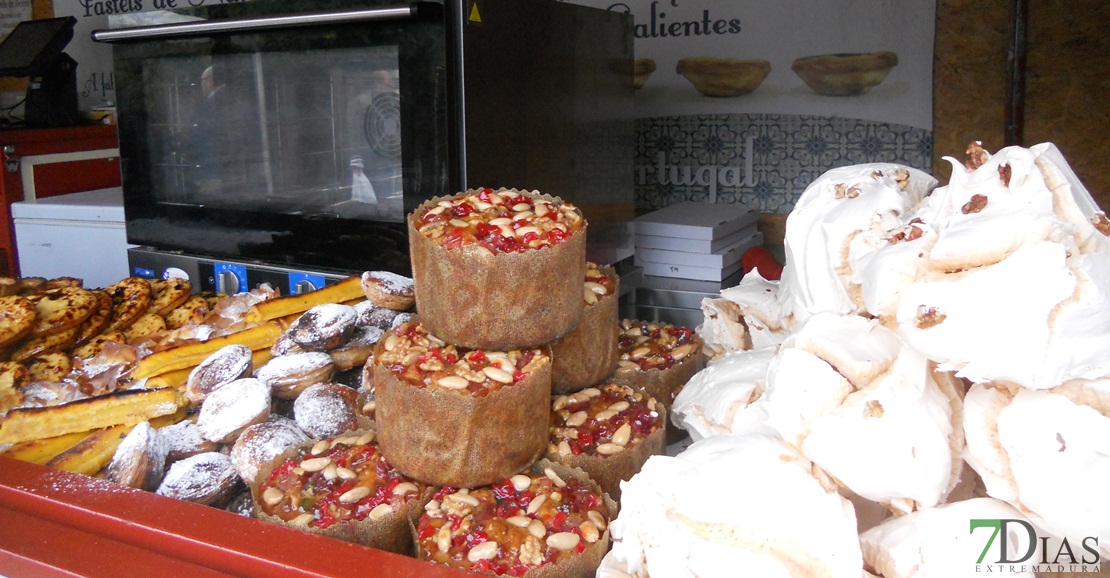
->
<box><xmin>0</xmin><ymin>17</ymin><xmax>75</xmax><ymax>77</ymax></box>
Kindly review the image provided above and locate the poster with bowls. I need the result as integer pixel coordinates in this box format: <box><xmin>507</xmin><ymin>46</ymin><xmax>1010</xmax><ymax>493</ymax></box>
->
<box><xmin>567</xmin><ymin>0</ymin><xmax>936</xmax><ymax>213</ymax></box>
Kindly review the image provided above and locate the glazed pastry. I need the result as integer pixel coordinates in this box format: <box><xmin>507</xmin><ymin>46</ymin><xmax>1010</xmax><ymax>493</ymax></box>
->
<box><xmin>252</xmin><ymin>430</ymin><xmax>433</xmax><ymax>555</ymax></box>
<box><xmin>373</xmin><ymin>319</ymin><xmax>550</xmax><ymax>487</ymax></box>
<box><xmin>408</xmin><ymin>188</ymin><xmax>586</xmax><ymax>349</ymax></box>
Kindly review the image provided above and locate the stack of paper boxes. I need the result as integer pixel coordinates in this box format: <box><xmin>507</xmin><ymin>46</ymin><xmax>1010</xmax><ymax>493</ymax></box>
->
<box><xmin>633</xmin><ymin>202</ymin><xmax>762</xmax><ymax>327</ymax></box>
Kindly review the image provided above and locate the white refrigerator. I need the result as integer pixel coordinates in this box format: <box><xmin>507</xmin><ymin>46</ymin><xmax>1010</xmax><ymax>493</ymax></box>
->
<box><xmin>12</xmin><ymin>187</ymin><xmax>134</xmax><ymax>289</ymax></box>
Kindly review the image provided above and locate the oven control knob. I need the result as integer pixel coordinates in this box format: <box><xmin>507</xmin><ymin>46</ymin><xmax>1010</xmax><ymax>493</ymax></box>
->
<box><xmin>163</xmin><ymin>267</ymin><xmax>190</xmax><ymax>281</ymax></box>
<box><xmin>218</xmin><ymin>271</ymin><xmax>240</xmax><ymax>294</ymax></box>
<box><xmin>294</xmin><ymin>279</ymin><xmax>317</xmax><ymax>294</ymax></box>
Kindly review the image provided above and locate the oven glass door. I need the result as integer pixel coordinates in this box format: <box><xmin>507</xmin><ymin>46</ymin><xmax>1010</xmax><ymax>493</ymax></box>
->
<box><xmin>105</xmin><ymin>1</ymin><xmax>449</xmax><ymax>273</ymax></box>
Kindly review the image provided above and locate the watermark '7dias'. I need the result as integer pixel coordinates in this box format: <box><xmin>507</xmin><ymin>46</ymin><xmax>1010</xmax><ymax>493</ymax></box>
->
<box><xmin>971</xmin><ymin>519</ymin><xmax>1101</xmax><ymax>573</ymax></box>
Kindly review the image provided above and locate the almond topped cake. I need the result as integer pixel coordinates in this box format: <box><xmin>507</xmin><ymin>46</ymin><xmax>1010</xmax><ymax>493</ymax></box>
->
<box><xmin>373</xmin><ymin>318</ymin><xmax>551</xmax><ymax>488</ymax></box>
<box><xmin>408</xmin><ymin>188</ymin><xmax>587</xmax><ymax>350</ymax></box>
<box><xmin>610</xmin><ymin>319</ymin><xmax>705</xmax><ymax>409</ymax></box>
<box><xmin>415</xmin><ymin>460</ymin><xmax>614</xmax><ymax>577</ymax></box>
<box><xmin>546</xmin><ymin>383</ymin><xmax>666</xmax><ymax>499</ymax></box>
<box><xmin>550</xmin><ymin>262</ymin><xmax>620</xmax><ymax>394</ymax></box>
<box><xmin>253</xmin><ymin>430</ymin><xmax>432</xmax><ymax>554</ymax></box>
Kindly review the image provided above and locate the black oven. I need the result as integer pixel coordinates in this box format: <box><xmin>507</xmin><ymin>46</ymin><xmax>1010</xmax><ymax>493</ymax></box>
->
<box><xmin>95</xmin><ymin>0</ymin><xmax>633</xmax><ymax>293</ymax></box>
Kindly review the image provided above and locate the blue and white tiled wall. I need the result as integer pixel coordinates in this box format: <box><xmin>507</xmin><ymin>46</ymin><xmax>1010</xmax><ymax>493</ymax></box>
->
<box><xmin>634</xmin><ymin>114</ymin><xmax>933</xmax><ymax>213</ymax></box>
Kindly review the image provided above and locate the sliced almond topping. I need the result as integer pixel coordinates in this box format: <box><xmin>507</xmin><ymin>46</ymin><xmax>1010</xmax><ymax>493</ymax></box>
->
<box><xmin>546</xmin><ymin>532</ymin><xmax>580</xmax><ymax>551</ymax></box>
<box><xmin>310</xmin><ymin>440</ymin><xmax>330</xmax><ymax>455</ymax></box>
<box><xmin>565</xmin><ymin>410</ymin><xmax>588</xmax><ymax>427</ymax></box>
<box><xmin>544</xmin><ymin>467</ymin><xmax>567</xmax><ymax>488</ymax></box>
<box><xmin>584</xmin><ymin>281</ymin><xmax>607</xmax><ymax>295</ymax></box>
<box><xmin>611</xmin><ymin>423</ymin><xmax>632</xmax><ymax>446</ymax></box>
<box><xmin>467</xmin><ymin>540</ymin><xmax>499</xmax><ymax>562</ymax></box>
<box><xmin>262</xmin><ymin>487</ymin><xmax>284</xmax><ymax>506</ymax></box>
<box><xmin>292</xmin><ymin>513</ymin><xmax>315</xmax><ymax>526</ymax></box>
<box><xmin>368</xmin><ymin>503</ymin><xmax>393</xmax><ymax>520</ymax></box>
<box><xmin>393</xmin><ymin>482</ymin><xmax>418</xmax><ymax>496</ymax></box>
<box><xmin>510</xmin><ymin>474</ymin><xmax>532</xmax><ymax>492</ymax></box>
<box><xmin>527</xmin><ymin>519</ymin><xmax>546</xmax><ymax>539</ymax></box>
<box><xmin>587</xmin><ymin>509</ymin><xmax>607</xmax><ymax>531</ymax></box>
<box><xmin>339</xmin><ymin>486</ymin><xmax>371</xmax><ymax>503</ymax></box>
<box><xmin>482</xmin><ymin>366</ymin><xmax>514</xmax><ymax>384</ymax></box>
<box><xmin>526</xmin><ymin>494</ymin><xmax>547</xmax><ymax>514</ymax></box>
<box><xmin>597</xmin><ymin>442</ymin><xmax>624</xmax><ymax>455</ymax></box>
<box><xmin>437</xmin><ymin>375</ymin><xmax>470</xmax><ymax>389</ymax></box>
<box><xmin>579</xmin><ymin>520</ymin><xmax>600</xmax><ymax>543</ymax></box>
<box><xmin>506</xmin><ymin>515</ymin><xmax>532</xmax><ymax>528</ymax></box>
<box><xmin>300</xmin><ymin>457</ymin><xmax>331</xmax><ymax>472</ymax></box>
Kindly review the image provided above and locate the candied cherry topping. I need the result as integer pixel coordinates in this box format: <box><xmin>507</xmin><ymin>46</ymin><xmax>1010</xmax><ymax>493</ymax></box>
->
<box><xmin>616</xmin><ymin>318</ymin><xmax>700</xmax><ymax>372</ymax></box>
<box><xmin>417</xmin><ymin>472</ymin><xmax>609</xmax><ymax>575</ymax></box>
<box><xmin>550</xmin><ymin>384</ymin><xmax>663</xmax><ymax>457</ymax></box>
<box><xmin>258</xmin><ymin>436</ymin><xmax>425</xmax><ymax>530</ymax></box>
<box><xmin>416</xmin><ymin>189</ymin><xmax>583</xmax><ymax>255</ymax></box>
<box><xmin>376</xmin><ymin>321</ymin><xmax>549</xmax><ymax>397</ymax></box>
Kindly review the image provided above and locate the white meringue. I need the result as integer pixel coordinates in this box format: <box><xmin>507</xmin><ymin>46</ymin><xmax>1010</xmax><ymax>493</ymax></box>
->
<box><xmin>780</xmin><ymin>163</ymin><xmax>936</xmax><ymax>327</ymax></box>
<box><xmin>860</xmin><ymin>497</ymin><xmax>1038</xmax><ymax>578</ymax></box>
<box><xmin>964</xmin><ymin>383</ymin><xmax>1110</xmax><ymax>556</ymax></box>
<box><xmin>671</xmin><ymin>347</ymin><xmax>777</xmax><ymax>441</ymax></box>
<box><xmin>603</xmin><ymin>434</ymin><xmax>862</xmax><ymax>578</ymax></box>
<box><xmin>764</xmin><ymin>313</ymin><xmax>961</xmax><ymax>512</ymax></box>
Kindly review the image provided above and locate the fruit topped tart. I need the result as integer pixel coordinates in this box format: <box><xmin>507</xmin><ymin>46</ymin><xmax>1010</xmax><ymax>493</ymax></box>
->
<box><xmin>415</xmin><ymin>460</ymin><xmax>615</xmax><ymax>577</ymax></box>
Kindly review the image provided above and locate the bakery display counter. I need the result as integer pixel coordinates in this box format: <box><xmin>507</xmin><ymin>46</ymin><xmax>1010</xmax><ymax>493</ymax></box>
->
<box><xmin>0</xmin><ymin>456</ymin><xmax>471</xmax><ymax>578</ymax></box>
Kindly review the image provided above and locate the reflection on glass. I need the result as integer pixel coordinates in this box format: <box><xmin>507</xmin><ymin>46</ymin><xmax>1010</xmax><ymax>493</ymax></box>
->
<box><xmin>143</xmin><ymin>46</ymin><xmax>403</xmax><ymax>222</ymax></box>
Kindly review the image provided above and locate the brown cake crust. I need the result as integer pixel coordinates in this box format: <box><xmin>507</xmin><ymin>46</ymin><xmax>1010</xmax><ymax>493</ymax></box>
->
<box><xmin>251</xmin><ymin>433</ymin><xmax>434</xmax><ymax>556</ymax></box>
<box><xmin>408</xmin><ymin>191</ymin><xmax>587</xmax><ymax>350</ymax></box>
<box><xmin>373</xmin><ymin>339</ymin><xmax>552</xmax><ymax>488</ymax></box>
<box><xmin>550</xmin><ymin>265</ymin><xmax>620</xmax><ymax>394</ymax></box>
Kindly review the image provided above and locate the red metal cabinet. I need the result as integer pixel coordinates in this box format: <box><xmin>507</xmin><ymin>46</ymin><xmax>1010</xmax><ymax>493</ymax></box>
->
<box><xmin>0</xmin><ymin>124</ymin><xmax>121</xmax><ymax>276</ymax></box>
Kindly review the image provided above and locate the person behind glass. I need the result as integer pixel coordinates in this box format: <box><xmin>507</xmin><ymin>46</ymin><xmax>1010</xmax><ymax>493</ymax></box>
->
<box><xmin>191</xmin><ymin>62</ymin><xmax>248</xmax><ymax>200</ymax></box>
<box><xmin>349</xmin><ymin>156</ymin><xmax>377</xmax><ymax>203</ymax></box>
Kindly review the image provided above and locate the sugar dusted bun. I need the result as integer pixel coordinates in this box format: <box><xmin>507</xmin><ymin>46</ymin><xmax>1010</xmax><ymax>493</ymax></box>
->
<box><xmin>550</xmin><ymin>263</ymin><xmax>620</xmax><ymax>394</ymax></box>
<box><xmin>230</xmin><ymin>418</ymin><xmax>310</xmax><ymax>486</ymax></box>
<box><xmin>156</xmin><ymin>451</ymin><xmax>241</xmax><ymax>508</ymax></box>
<box><xmin>408</xmin><ymin>188</ymin><xmax>587</xmax><ymax>350</ymax></box>
<box><xmin>255</xmin><ymin>352</ymin><xmax>335</xmax><ymax>400</ymax></box>
<box><xmin>185</xmin><ymin>344</ymin><xmax>253</xmax><ymax>406</ymax></box>
<box><xmin>292</xmin><ymin>382</ymin><xmax>360</xmax><ymax>439</ymax></box>
<box><xmin>373</xmin><ymin>318</ymin><xmax>551</xmax><ymax>487</ymax></box>
<box><xmin>360</xmin><ymin>271</ymin><xmax>415</xmax><ymax>311</ymax></box>
<box><xmin>105</xmin><ymin>421</ymin><xmax>168</xmax><ymax>491</ymax></box>
<box><xmin>196</xmin><ymin>377</ymin><xmax>272</xmax><ymax>444</ymax></box>
<box><xmin>286</xmin><ymin>303</ymin><xmax>357</xmax><ymax>351</ymax></box>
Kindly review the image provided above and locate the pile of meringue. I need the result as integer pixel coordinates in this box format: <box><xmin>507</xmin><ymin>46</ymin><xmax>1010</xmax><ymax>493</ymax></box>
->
<box><xmin>598</xmin><ymin>143</ymin><xmax>1110</xmax><ymax>578</ymax></box>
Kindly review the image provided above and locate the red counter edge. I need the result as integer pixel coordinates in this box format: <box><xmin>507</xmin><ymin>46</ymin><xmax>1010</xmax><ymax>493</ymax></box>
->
<box><xmin>0</xmin><ymin>455</ymin><xmax>473</xmax><ymax>578</ymax></box>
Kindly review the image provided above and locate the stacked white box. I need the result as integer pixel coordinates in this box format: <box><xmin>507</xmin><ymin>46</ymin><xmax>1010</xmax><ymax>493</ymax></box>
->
<box><xmin>634</xmin><ymin>201</ymin><xmax>762</xmax><ymax>282</ymax></box>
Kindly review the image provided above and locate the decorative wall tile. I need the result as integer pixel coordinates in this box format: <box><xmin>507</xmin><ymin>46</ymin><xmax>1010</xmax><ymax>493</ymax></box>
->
<box><xmin>634</xmin><ymin>114</ymin><xmax>933</xmax><ymax>213</ymax></box>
